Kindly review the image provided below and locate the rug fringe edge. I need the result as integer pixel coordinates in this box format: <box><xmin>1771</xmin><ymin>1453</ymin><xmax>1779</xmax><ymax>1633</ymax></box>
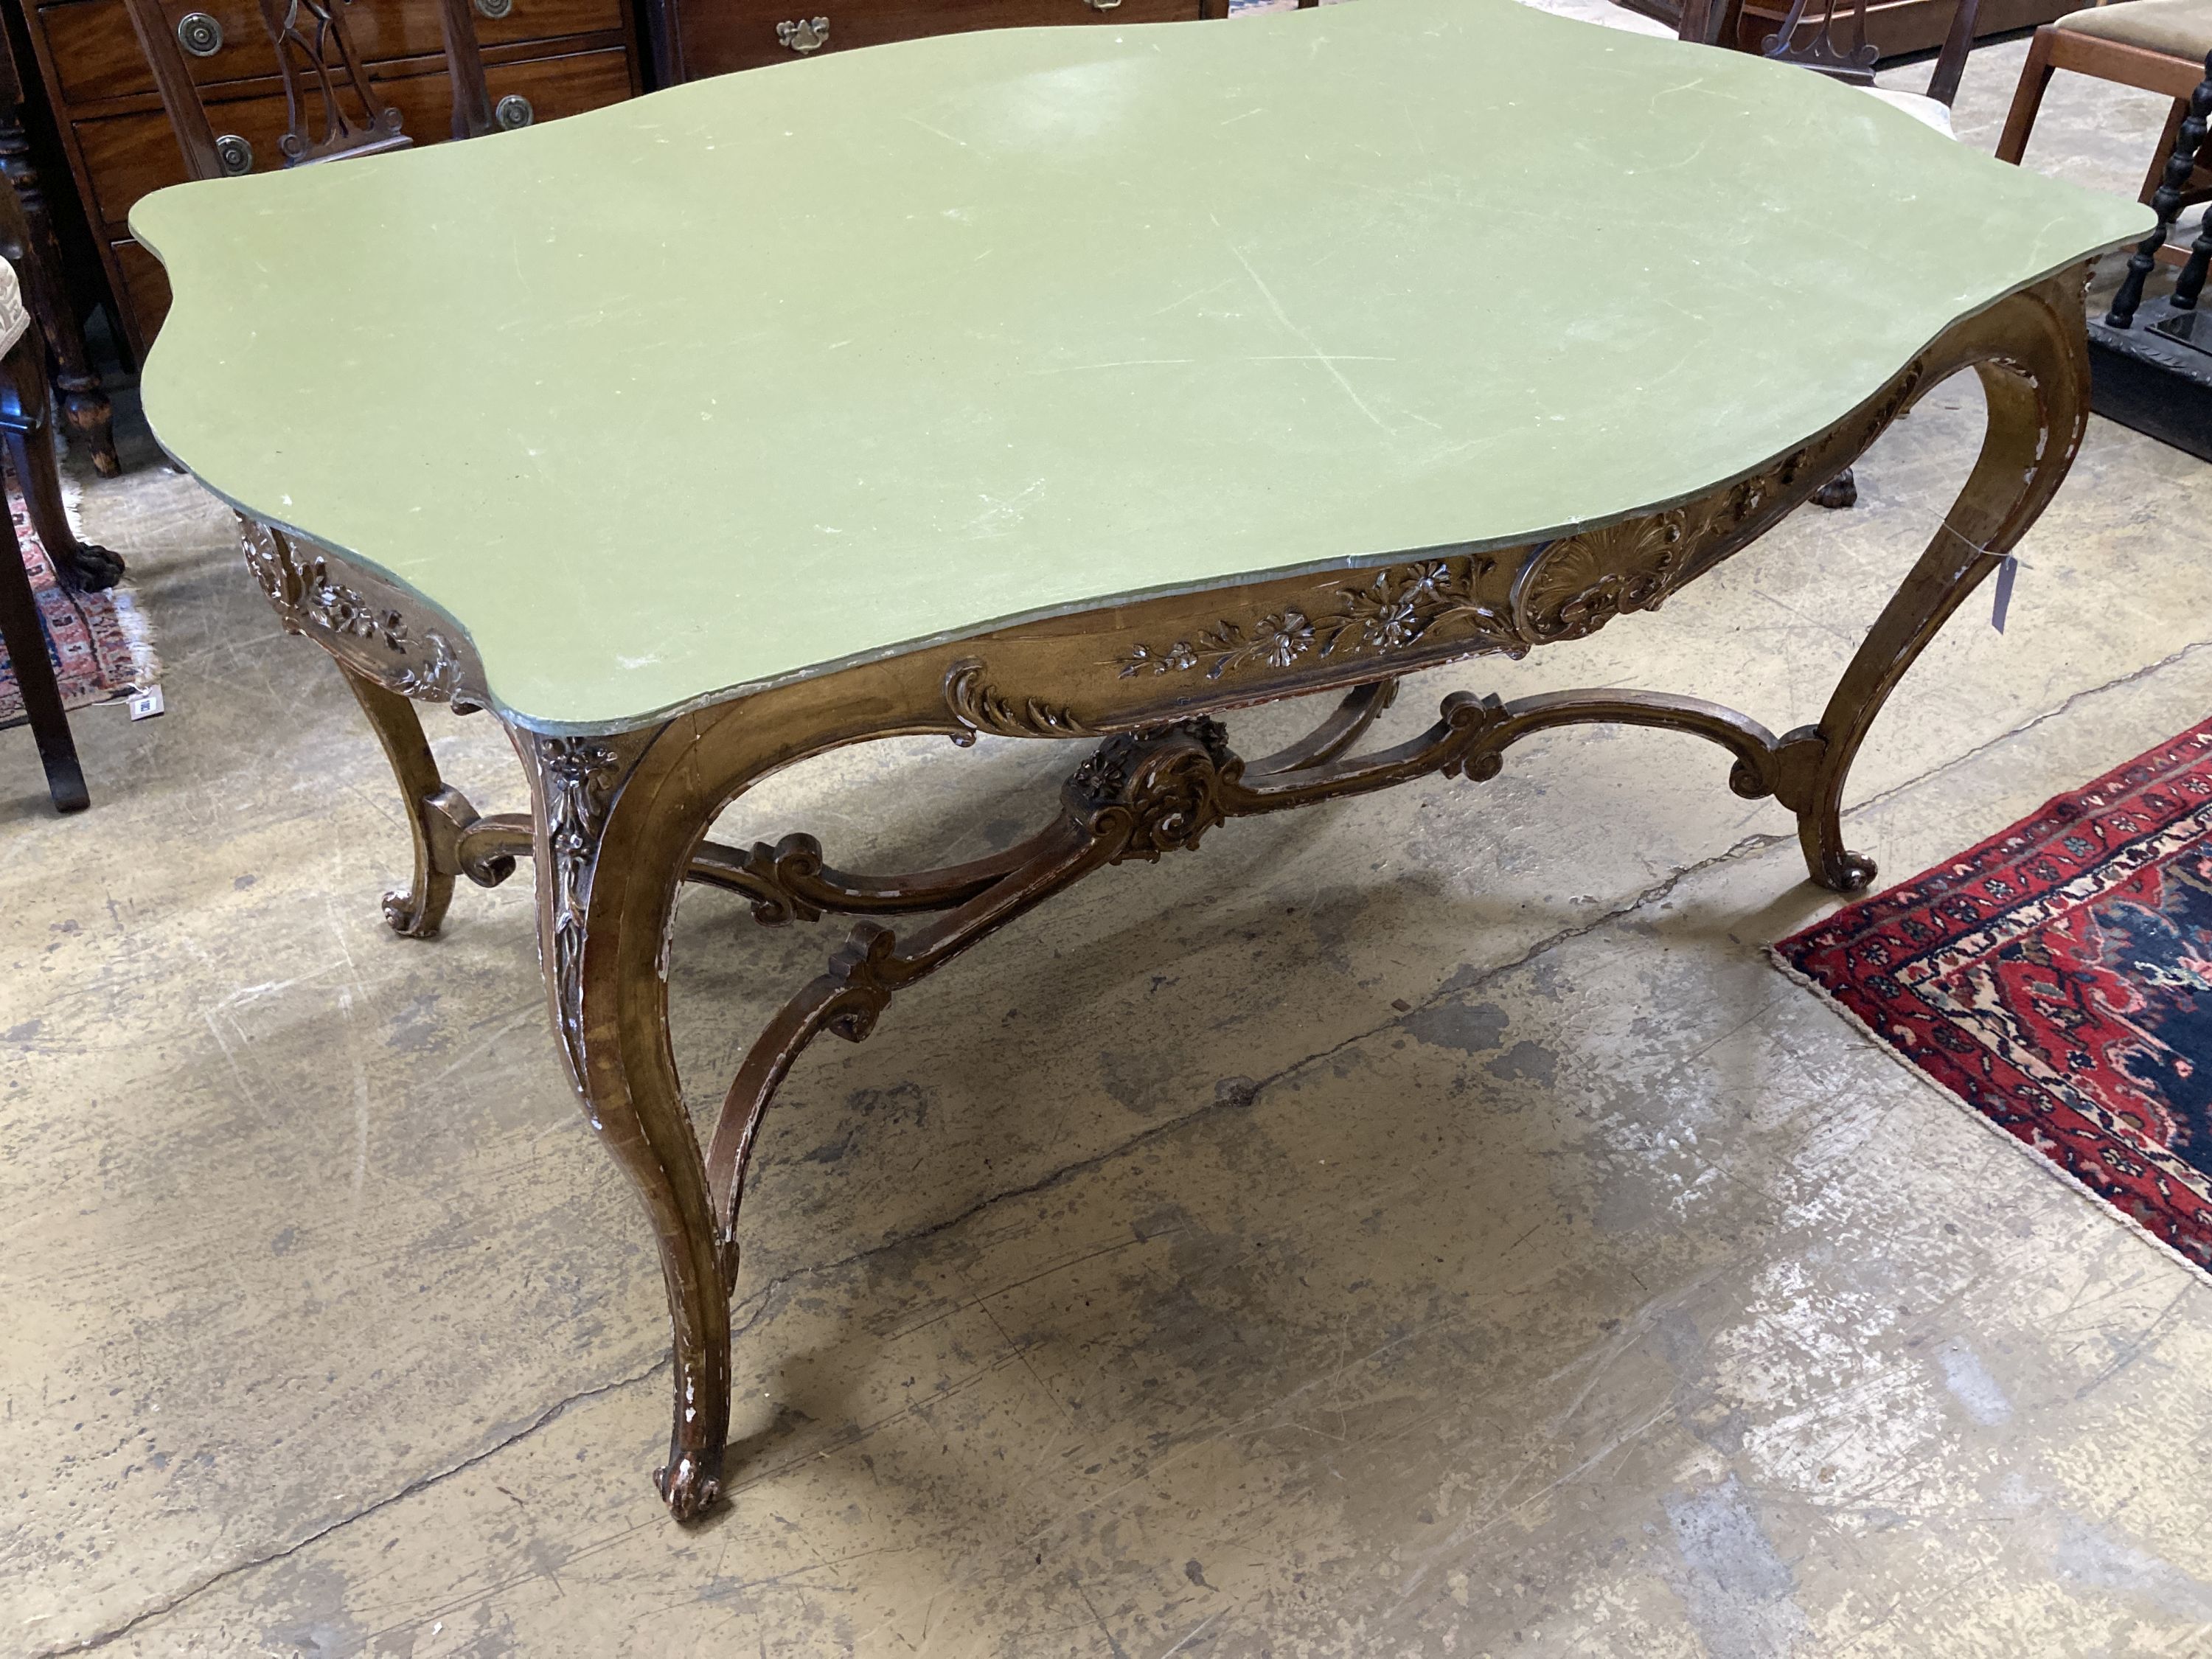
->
<box><xmin>1766</xmin><ymin>945</ymin><xmax>2212</xmax><ymax>1293</ymax></box>
<box><xmin>105</xmin><ymin>583</ymin><xmax>161</xmax><ymax>692</ymax></box>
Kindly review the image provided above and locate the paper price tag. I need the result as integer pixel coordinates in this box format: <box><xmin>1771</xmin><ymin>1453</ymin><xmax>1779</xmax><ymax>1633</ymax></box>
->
<box><xmin>1991</xmin><ymin>554</ymin><xmax>2020</xmax><ymax>634</ymax></box>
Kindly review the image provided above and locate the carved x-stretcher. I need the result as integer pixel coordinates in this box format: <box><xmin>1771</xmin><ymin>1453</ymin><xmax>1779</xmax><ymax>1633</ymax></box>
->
<box><xmin>131</xmin><ymin>0</ymin><xmax>2151</xmax><ymax>1520</ymax></box>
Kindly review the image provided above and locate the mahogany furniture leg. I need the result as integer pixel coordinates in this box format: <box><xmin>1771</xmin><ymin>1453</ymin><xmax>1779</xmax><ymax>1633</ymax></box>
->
<box><xmin>0</xmin><ymin>313</ymin><xmax>121</xmax><ymax>593</ymax></box>
<box><xmin>0</xmin><ymin>25</ymin><xmax>114</xmax><ymax>478</ymax></box>
<box><xmin>0</xmin><ymin>341</ymin><xmax>85</xmax><ymax>813</ymax></box>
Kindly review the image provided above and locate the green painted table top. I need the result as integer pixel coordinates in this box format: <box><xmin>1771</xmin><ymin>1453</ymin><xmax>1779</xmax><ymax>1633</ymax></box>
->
<box><xmin>132</xmin><ymin>0</ymin><xmax>2151</xmax><ymax>732</ymax></box>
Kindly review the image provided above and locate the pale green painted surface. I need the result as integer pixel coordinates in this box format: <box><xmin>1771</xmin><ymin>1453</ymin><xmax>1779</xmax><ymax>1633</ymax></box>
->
<box><xmin>131</xmin><ymin>0</ymin><xmax>2152</xmax><ymax>731</ymax></box>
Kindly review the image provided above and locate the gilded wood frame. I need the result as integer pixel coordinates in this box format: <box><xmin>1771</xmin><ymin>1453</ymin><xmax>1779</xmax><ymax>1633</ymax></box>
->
<box><xmin>239</xmin><ymin>269</ymin><xmax>2090</xmax><ymax>1520</ymax></box>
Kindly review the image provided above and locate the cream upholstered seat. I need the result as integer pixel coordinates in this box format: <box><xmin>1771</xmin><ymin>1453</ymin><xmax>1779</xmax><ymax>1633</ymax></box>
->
<box><xmin>1997</xmin><ymin>0</ymin><xmax>2210</xmax><ymax>198</ymax></box>
<box><xmin>0</xmin><ymin>260</ymin><xmax>29</xmax><ymax>360</ymax></box>
<box><xmin>1512</xmin><ymin>0</ymin><xmax>1957</xmax><ymax>133</ymax></box>
<box><xmin>2053</xmin><ymin>0</ymin><xmax>2212</xmax><ymax>57</ymax></box>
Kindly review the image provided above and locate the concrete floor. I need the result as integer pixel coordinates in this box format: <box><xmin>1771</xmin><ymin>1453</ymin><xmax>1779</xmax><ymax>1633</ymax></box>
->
<box><xmin>5</xmin><ymin>32</ymin><xmax>2212</xmax><ymax>1659</ymax></box>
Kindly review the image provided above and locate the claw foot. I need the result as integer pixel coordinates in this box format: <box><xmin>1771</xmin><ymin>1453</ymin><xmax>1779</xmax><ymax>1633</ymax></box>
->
<box><xmin>54</xmin><ymin>540</ymin><xmax>125</xmax><ymax>594</ymax></box>
<box><xmin>656</xmin><ymin>1449</ymin><xmax>726</xmax><ymax>1522</ymax></box>
<box><xmin>1810</xmin><ymin>468</ymin><xmax>1858</xmax><ymax>511</ymax></box>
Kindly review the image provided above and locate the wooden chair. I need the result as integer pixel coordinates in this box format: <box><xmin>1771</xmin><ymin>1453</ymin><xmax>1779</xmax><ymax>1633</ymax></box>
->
<box><xmin>1997</xmin><ymin>0</ymin><xmax>2212</xmax><ymax>260</ymax></box>
<box><xmin>0</xmin><ymin>185</ymin><xmax>122</xmax><ymax>597</ymax></box>
<box><xmin>0</xmin><ymin>255</ymin><xmax>88</xmax><ymax>813</ymax></box>
<box><xmin>122</xmin><ymin>0</ymin><xmax>525</xmax><ymax>185</ymax></box>
<box><xmin>1666</xmin><ymin>0</ymin><xmax>1983</xmax><ymax>506</ymax></box>
<box><xmin>1678</xmin><ymin>0</ymin><xmax>1983</xmax><ymax>118</ymax></box>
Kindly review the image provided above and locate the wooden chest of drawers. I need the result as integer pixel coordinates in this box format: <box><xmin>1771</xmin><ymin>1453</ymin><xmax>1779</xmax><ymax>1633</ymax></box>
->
<box><xmin>641</xmin><ymin>0</ymin><xmax>1212</xmax><ymax>86</ymax></box>
<box><xmin>21</xmin><ymin>0</ymin><xmax>642</xmax><ymax>358</ymax></box>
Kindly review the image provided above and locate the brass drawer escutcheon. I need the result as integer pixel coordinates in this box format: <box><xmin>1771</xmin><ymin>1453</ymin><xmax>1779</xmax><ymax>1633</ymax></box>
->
<box><xmin>776</xmin><ymin>15</ymin><xmax>829</xmax><ymax>52</ymax></box>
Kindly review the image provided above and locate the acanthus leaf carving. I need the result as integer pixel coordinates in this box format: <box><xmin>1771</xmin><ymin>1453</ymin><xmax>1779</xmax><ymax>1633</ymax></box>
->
<box><xmin>239</xmin><ymin>515</ymin><xmax>476</xmax><ymax>706</ymax></box>
<box><xmin>536</xmin><ymin>734</ymin><xmax>627</xmax><ymax>1098</ymax></box>
<box><xmin>943</xmin><ymin>658</ymin><xmax>1095</xmax><ymax>744</ymax></box>
<box><xmin>1064</xmin><ymin>716</ymin><xmax>1239</xmax><ymax>861</ymax></box>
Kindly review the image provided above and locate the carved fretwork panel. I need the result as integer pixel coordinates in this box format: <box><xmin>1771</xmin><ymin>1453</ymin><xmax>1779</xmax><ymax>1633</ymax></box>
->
<box><xmin>257</xmin><ymin>0</ymin><xmax>411</xmax><ymax>164</ymax></box>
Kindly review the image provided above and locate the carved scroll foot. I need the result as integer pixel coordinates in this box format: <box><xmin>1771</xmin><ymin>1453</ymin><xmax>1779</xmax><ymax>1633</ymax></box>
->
<box><xmin>521</xmin><ymin>726</ymin><xmax>734</xmax><ymax>1524</ymax></box>
<box><xmin>656</xmin><ymin>1447</ymin><xmax>726</xmax><ymax>1522</ymax></box>
<box><xmin>335</xmin><ymin>663</ymin><xmax>524</xmax><ymax>938</ymax></box>
<box><xmin>1806</xmin><ymin>842</ymin><xmax>1879</xmax><ymax>893</ymax></box>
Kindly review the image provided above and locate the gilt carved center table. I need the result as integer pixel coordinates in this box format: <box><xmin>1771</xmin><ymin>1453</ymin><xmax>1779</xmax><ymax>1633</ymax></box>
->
<box><xmin>130</xmin><ymin>0</ymin><xmax>2149</xmax><ymax>1520</ymax></box>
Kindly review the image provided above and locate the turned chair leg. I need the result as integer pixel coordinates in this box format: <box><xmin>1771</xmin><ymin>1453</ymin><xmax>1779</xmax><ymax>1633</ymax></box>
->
<box><xmin>0</xmin><ymin>460</ymin><xmax>85</xmax><ymax>812</ymax></box>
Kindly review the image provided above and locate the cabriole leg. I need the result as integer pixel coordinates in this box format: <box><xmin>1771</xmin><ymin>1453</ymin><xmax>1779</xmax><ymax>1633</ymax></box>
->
<box><xmin>335</xmin><ymin>661</ymin><xmax>461</xmax><ymax>938</ymax></box>
<box><xmin>1785</xmin><ymin>321</ymin><xmax>2087</xmax><ymax>890</ymax></box>
<box><xmin>521</xmin><ymin>723</ymin><xmax>731</xmax><ymax>1521</ymax></box>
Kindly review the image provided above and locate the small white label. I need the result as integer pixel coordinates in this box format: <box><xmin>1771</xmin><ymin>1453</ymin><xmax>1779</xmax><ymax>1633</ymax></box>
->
<box><xmin>127</xmin><ymin>685</ymin><xmax>165</xmax><ymax>721</ymax></box>
<box><xmin>1990</xmin><ymin>555</ymin><xmax>2020</xmax><ymax>635</ymax></box>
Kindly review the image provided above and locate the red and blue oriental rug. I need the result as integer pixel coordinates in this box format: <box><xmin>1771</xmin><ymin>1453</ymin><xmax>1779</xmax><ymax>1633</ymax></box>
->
<box><xmin>0</xmin><ymin>481</ymin><xmax>151</xmax><ymax>728</ymax></box>
<box><xmin>1777</xmin><ymin>720</ymin><xmax>2212</xmax><ymax>1272</ymax></box>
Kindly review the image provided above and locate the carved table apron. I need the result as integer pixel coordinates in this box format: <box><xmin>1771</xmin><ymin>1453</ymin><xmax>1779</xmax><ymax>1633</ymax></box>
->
<box><xmin>127</xmin><ymin>0</ymin><xmax>2149</xmax><ymax>1523</ymax></box>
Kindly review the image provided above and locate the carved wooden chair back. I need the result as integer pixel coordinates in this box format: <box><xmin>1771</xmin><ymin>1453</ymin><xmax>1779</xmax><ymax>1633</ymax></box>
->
<box><xmin>1676</xmin><ymin>0</ymin><xmax>1981</xmax><ymax>105</ymax></box>
<box><xmin>121</xmin><ymin>0</ymin><xmax>516</xmax><ymax>184</ymax></box>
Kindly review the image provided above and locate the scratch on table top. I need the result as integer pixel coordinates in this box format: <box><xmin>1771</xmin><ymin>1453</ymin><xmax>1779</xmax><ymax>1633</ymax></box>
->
<box><xmin>1228</xmin><ymin>243</ymin><xmax>1386</xmax><ymax>431</ymax></box>
<box><xmin>1026</xmin><ymin>360</ymin><xmax>1195</xmax><ymax>375</ymax></box>
<box><xmin>904</xmin><ymin>116</ymin><xmax>970</xmax><ymax>149</ymax></box>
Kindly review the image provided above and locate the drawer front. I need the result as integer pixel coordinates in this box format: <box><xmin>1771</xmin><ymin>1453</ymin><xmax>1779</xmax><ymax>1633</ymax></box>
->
<box><xmin>40</xmin><ymin>0</ymin><xmax>627</xmax><ymax>108</ymax></box>
<box><xmin>76</xmin><ymin>45</ymin><xmax>632</xmax><ymax>232</ymax></box>
<box><xmin>678</xmin><ymin>0</ymin><xmax>1199</xmax><ymax>77</ymax></box>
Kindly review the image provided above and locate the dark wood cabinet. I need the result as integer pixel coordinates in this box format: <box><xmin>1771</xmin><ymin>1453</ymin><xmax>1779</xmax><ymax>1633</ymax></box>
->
<box><xmin>641</xmin><ymin>0</ymin><xmax>1210</xmax><ymax>86</ymax></box>
<box><xmin>19</xmin><ymin>0</ymin><xmax>642</xmax><ymax>359</ymax></box>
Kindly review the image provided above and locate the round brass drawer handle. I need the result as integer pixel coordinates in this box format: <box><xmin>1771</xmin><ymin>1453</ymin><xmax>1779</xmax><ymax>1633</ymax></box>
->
<box><xmin>213</xmin><ymin>133</ymin><xmax>253</xmax><ymax>175</ymax></box>
<box><xmin>474</xmin><ymin>0</ymin><xmax>514</xmax><ymax>18</ymax></box>
<box><xmin>176</xmin><ymin>11</ymin><xmax>223</xmax><ymax>55</ymax></box>
<box><xmin>494</xmin><ymin>93</ymin><xmax>535</xmax><ymax>130</ymax></box>
<box><xmin>775</xmin><ymin>15</ymin><xmax>829</xmax><ymax>51</ymax></box>
<box><xmin>1082</xmin><ymin>0</ymin><xmax>1123</xmax><ymax>10</ymax></box>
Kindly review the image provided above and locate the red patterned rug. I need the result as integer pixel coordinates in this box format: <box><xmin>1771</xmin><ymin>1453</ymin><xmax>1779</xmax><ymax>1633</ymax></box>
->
<box><xmin>0</xmin><ymin>482</ymin><xmax>151</xmax><ymax>728</ymax></box>
<box><xmin>1776</xmin><ymin>720</ymin><xmax>2212</xmax><ymax>1273</ymax></box>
